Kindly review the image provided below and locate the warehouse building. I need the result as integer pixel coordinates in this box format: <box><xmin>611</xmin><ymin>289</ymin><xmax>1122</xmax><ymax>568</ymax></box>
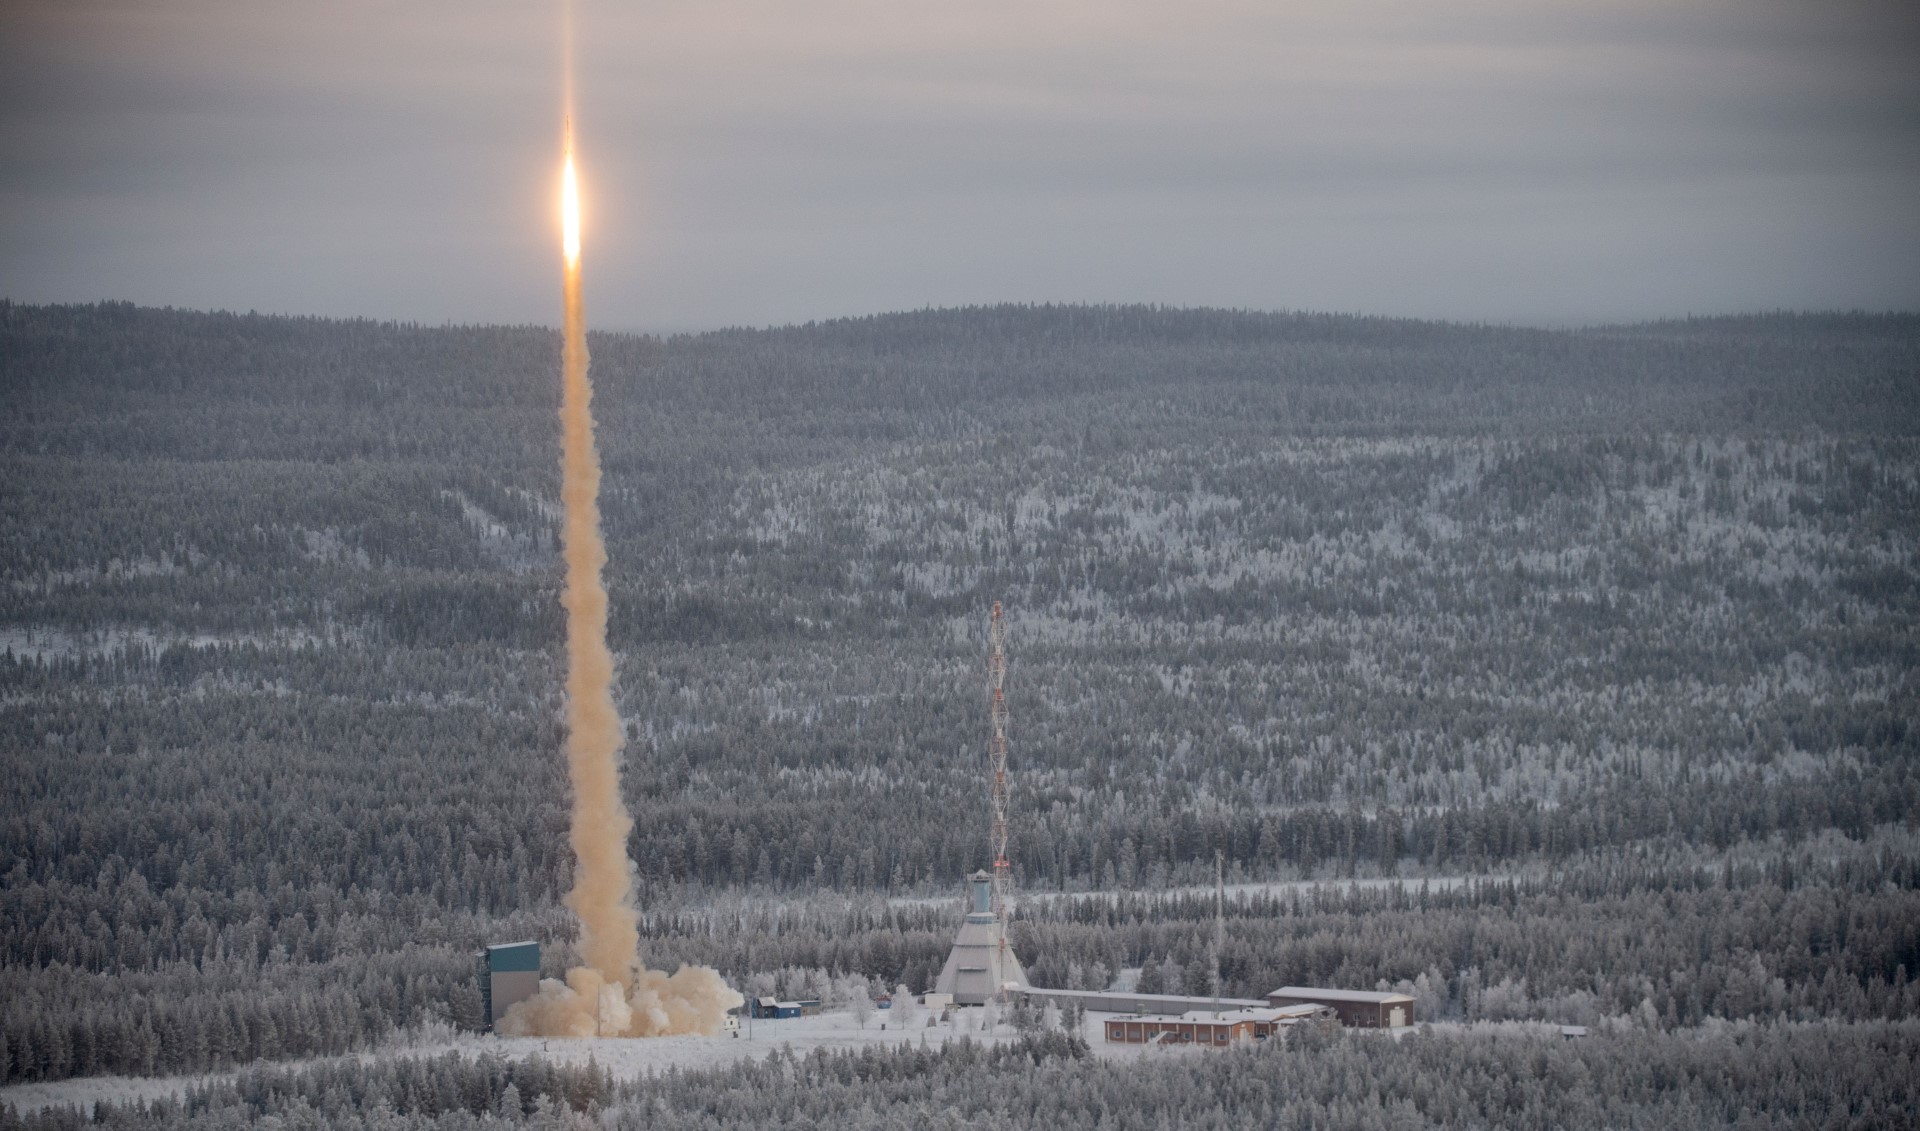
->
<box><xmin>1017</xmin><ymin>986</ymin><xmax>1266</xmax><ymax>1016</ymax></box>
<box><xmin>1267</xmin><ymin>986</ymin><xmax>1415</xmax><ymax>1028</ymax></box>
<box><xmin>1102</xmin><ymin>1003</ymin><xmax>1333</xmax><ymax>1047</ymax></box>
<box><xmin>749</xmin><ymin>998</ymin><xmax>803</xmax><ymax>1019</ymax></box>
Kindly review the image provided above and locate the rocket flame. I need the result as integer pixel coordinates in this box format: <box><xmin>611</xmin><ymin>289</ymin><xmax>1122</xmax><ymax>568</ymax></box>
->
<box><xmin>561</xmin><ymin>152</ymin><xmax>581</xmax><ymax>265</ymax></box>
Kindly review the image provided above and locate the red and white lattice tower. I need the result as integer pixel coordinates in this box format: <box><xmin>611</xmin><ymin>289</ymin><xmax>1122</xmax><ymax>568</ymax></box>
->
<box><xmin>987</xmin><ymin>601</ymin><xmax>1013</xmax><ymax>969</ymax></box>
<box><xmin>932</xmin><ymin>602</ymin><xmax>1029</xmax><ymax>1005</ymax></box>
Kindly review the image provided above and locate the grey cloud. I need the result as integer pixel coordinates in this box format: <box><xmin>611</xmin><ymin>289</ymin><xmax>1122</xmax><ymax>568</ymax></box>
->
<box><xmin>2</xmin><ymin>0</ymin><xmax>1916</xmax><ymax>329</ymax></box>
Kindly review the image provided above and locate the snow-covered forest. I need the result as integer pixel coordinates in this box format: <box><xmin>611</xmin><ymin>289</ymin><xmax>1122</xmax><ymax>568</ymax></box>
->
<box><xmin>3</xmin><ymin>302</ymin><xmax>1916</xmax><ymax>1118</ymax></box>
<box><xmin>12</xmin><ymin>1025</ymin><xmax>1920</xmax><ymax>1130</ymax></box>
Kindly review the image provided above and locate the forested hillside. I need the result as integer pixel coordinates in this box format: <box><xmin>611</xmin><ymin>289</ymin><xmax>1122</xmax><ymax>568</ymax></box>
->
<box><xmin>3</xmin><ymin>300</ymin><xmax>1916</xmax><ymax>1087</ymax></box>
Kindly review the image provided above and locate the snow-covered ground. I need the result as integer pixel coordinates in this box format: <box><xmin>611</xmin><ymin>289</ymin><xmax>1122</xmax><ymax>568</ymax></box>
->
<box><xmin>2</xmin><ymin>1004</ymin><xmax>1486</xmax><ymax>1117</ymax></box>
<box><xmin>0</xmin><ymin>1073</ymin><xmax>226</xmax><ymax>1121</ymax></box>
<box><xmin>0</xmin><ymin>1007</ymin><xmax>1027</xmax><ymax>1119</ymax></box>
<box><xmin>470</xmin><ymin>1006</ymin><xmax>1013</xmax><ymax>1075</ymax></box>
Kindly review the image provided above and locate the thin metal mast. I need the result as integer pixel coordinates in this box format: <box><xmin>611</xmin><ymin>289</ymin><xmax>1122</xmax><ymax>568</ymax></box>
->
<box><xmin>988</xmin><ymin>602</ymin><xmax>1012</xmax><ymax>992</ymax></box>
<box><xmin>1212</xmin><ymin>849</ymin><xmax>1224</xmax><ymax>1009</ymax></box>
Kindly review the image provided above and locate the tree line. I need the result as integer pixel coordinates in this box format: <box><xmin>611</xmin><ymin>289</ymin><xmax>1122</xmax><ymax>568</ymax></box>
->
<box><xmin>12</xmin><ymin>1022</ymin><xmax>1920</xmax><ymax>1130</ymax></box>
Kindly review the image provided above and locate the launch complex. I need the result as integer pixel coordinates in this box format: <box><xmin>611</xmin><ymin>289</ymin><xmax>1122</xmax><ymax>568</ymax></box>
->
<box><xmin>476</xmin><ymin>7</ymin><xmax>1405</xmax><ymax>1046</ymax></box>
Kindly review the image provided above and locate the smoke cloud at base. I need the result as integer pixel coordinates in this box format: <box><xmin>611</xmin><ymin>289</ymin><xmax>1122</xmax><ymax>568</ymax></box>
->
<box><xmin>501</xmin><ymin>134</ymin><xmax>742</xmax><ymax>1038</ymax></box>
<box><xmin>497</xmin><ymin>965</ymin><xmax>742</xmax><ymax>1038</ymax></box>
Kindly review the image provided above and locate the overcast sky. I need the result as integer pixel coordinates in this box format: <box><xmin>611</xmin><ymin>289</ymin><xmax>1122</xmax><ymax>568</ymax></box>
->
<box><xmin>2</xmin><ymin>0</ymin><xmax>1917</xmax><ymax>331</ymax></box>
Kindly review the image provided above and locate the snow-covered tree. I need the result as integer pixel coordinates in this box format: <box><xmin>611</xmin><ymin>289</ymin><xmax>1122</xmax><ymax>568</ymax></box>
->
<box><xmin>891</xmin><ymin>985</ymin><xmax>917</xmax><ymax>1027</ymax></box>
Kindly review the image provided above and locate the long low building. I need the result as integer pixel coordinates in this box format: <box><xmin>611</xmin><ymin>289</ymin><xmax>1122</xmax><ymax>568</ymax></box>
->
<box><xmin>748</xmin><ymin>997</ymin><xmax>823</xmax><ymax>1019</ymax></box>
<box><xmin>1015</xmin><ymin>987</ymin><xmax>1267</xmax><ymax>1016</ymax></box>
<box><xmin>1267</xmin><ymin>986</ymin><xmax>1416</xmax><ymax>1028</ymax></box>
<box><xmin>1103</xmin><ymin>1004</ymin><xmax>1333</xmax><ymax>1047</ymax></box>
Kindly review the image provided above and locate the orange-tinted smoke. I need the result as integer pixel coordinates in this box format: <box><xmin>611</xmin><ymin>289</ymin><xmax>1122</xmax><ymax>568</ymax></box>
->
<box><xmin>555</xmin><ymin>139</ymin><xmax>636</xmax><ymax>989</ymax></box>
<box><xmin>499</xmin><ymin>126</ymin><xmax>739</xmax><ymax>1039</ymax></box>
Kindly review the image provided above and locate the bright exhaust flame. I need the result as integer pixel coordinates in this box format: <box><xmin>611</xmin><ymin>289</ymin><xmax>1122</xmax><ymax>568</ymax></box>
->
<box><xmin>497</xmin><ymin>112</ymin><xmax>741</xmax><ymax>1040</ymax></box>
<box><xmin>561</xmin><ymin>151</ymin><xmax>581</xmax><ymax>265</ymax></box>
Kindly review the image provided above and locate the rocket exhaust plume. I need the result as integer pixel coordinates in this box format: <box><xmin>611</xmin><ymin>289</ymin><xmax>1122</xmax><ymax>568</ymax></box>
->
<box><xmin>500</xmin><ymin>114</ymin><xmax>741</xmax><ymax>1039</ymax></box>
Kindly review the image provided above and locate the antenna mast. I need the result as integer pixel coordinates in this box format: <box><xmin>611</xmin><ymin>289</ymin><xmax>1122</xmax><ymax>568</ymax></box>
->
<box><xmin>1212</xmin><ymin>849</ymin><xmax>1225</xmax><ymax>1009</ymax></box>
<box><xmin>988</xmin><ymin>602</ymin><xmax>1012</xmax><ymax>988</ymax></box>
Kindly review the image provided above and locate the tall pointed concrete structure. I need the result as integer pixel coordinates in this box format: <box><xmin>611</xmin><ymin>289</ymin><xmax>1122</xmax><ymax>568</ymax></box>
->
<box><xmin>934</xmin><ymin>871</ymin><xmax>1028</xmax><ymax>1005</ymax></box>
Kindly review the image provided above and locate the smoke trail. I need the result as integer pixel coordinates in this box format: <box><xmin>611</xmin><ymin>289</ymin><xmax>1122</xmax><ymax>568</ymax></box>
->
<box><xmin>499</xmin><ymin>126</ymin><xmax>740</xmax><ymax>1039</ymax></box>
<box><xmin>554</xmin><ymin>137</ymin><xmax>634</xmax><ymax>993</ymax></box>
